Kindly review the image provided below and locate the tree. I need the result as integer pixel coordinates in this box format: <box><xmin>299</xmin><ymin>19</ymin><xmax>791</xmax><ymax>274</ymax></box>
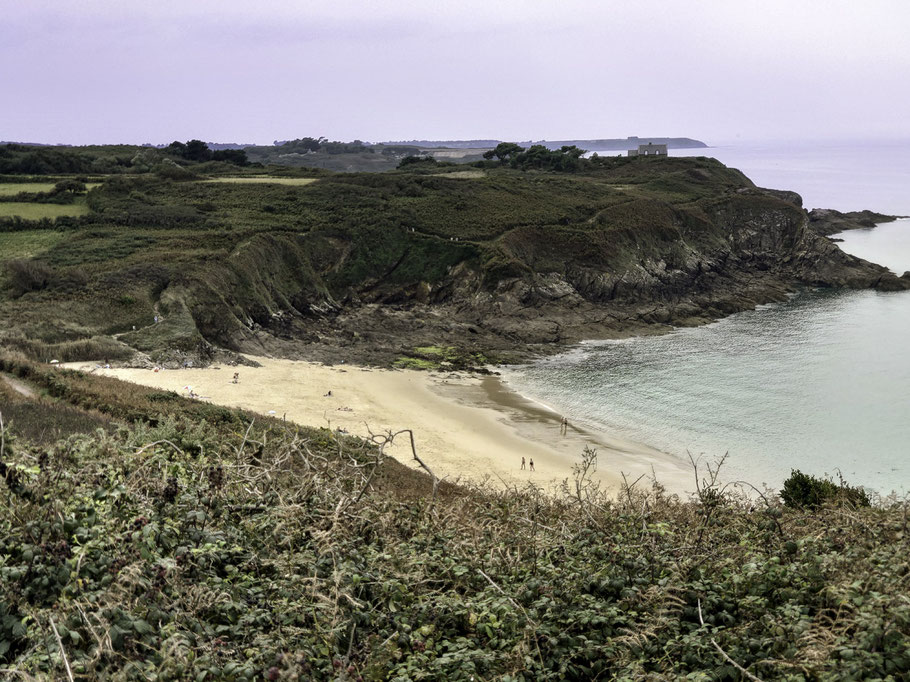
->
<box><xmin>482</xmin><ymin>142</ymin><xmax>525</xmax><ymax>163</ymax></box>
<box><xmin>164</xmin><ymin>140</ymin><xmax>213</xmax><ymax>162</ymax></box>
<box><xmin>510</xmin><ymin>144</ymin><xmax>588</xmax><ymax>172</ymax></box>
<box><xmin>212</xmin><ymin>149</ymin><xmax>248</xmax><ymax>165</ymax></box>
<box><xmin>52</xmin><ymin>179</ymin><xmax>86</xmax><ymax>195</ymax></box>
<box><xmin>164</xmin><ymin>141</ymin><xmax>187</xmax><ymax>157</ymax></box>
<box><xmin>397</xmin><ymin>155</ymin><xmax>436</xmax><ymax>168</ymax></box>
<box><xmin>183</xmin><ymin>139</ymin><xmax>213</xmax><ymax>162</ymax></box>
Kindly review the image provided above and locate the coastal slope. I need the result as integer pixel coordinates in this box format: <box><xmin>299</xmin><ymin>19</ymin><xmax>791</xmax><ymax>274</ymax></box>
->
<box><xmin>1</xmin><ymin>153</ymin><xmax>907</xmax><ymax>367</ymax></box>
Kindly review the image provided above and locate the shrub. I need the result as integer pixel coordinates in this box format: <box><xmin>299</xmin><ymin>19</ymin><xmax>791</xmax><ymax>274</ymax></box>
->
<box><xmin>781</xmin><ymin>469</ymin><xmax>870</xmax><ymax>509</ymax></box>
<box><xmin>4</xmin><ymin>258</ymin><xmax>54</xmax><ymax>296</ymax></box>
<box><xmin>153</xmin><ymin>159</ymin><xmax>197</xmax><ymax>181</ymax></box>
<box><xmin>0</xmin><ymin>360</ymin><xmax>909</xmax><ymax>680</ymax></box>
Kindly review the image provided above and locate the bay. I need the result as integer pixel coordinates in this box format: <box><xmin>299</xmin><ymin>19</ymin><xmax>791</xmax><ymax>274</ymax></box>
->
<box><xmin>507</xmin><ymin>142</ymin><xmax>910</xmax><ymax>495</ymax></box>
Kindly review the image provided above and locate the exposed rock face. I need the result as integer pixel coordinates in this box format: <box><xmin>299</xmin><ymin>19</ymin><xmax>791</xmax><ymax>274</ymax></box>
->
<box><xmin>159</xmin><ymin>181</ymin><xmax>909</xmax><ymax>366</ymax></box>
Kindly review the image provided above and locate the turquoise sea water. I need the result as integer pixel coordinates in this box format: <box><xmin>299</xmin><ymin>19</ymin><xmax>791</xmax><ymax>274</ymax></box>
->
<box><xmin>506</xmin><ymin>142</ymin><xmax>910</xmax><ymax>495</ymax></box>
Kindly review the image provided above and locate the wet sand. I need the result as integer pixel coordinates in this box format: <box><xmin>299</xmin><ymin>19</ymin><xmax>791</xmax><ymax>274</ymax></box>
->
<box><xmin>65</xmin><ymin>357</ymin><xmax>692</xmax><ymax>495</ymax></box>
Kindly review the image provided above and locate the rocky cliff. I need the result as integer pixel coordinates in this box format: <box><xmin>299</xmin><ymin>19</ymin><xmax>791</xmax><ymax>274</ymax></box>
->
<box><xmin>2</xmin><ymin>156</ymin><xmax>907</xmax><ymax>367</ymax></box>
<box><xmin>165</xmin><ymin>164</ymin><xmax>910</xmax><ymax>365</ymax></box>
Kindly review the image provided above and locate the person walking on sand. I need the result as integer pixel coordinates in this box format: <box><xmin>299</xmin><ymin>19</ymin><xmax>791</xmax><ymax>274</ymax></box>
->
<box><xmin>529</xmin><ymin>458</ymin><xmax>535</xmax><ymax>472</ymax></box>
<box><xmin>232</xmin><ymin>372</ymin><xmax>239</xmax><ymax>384</ymax></box>
<box><xmin>560</xmin><ymin>416</ymin><xmax>569</xmax><ymax>436</ymax></box>
<box><xmin>521</xmin><ymin>456</ymin><xmax>526</xmax><ymax>470</ymax></box>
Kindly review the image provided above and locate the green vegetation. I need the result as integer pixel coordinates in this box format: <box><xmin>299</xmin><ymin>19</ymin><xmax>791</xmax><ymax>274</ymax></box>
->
<box><xmin>0</xmin><ymin>182</ymin><xmax>58</xmax><ymax>196</ymax></box>
<box><xmin>0</xmin><ymin>201</ymin><xmax>90</xmax><ymax>220</ymax></box>
<box><xmin>0</xmin><ymin>230</ymin><xmax>66</xmax><ymax>260</ymax></box>
<box><xmin>0</xmin><ymin>144</ymin><xmax>907</xmax><ymax>679</ymax></box>
<box><xmin>0</xmin><ymin>144</ymin><xmax>142</xmax><ymax>174</ymax></box>
<box><xmin>164</xmin><ymin>140</ymin><xmax>248</xmax><ymax>166</ymax></box>
<box><xmin>481</xmin><ymin>143</ymin><xmax>586</xmax><ymax>171</ymax></box>
<box><xmin>1</xmin><ymin>356</ymin><xmax>908</xmax><ymax>680</ymax></box>
<box><xmin>394</xmin><ymin>346</ymin><xmax>491</xmax><ymax>371</ymax></box>
<box><xmin>0</xmin><ymin>153</ymin><xmax>781</xmax><ymax>363</ymax></box>
<box><xmin>246</xmin><ymin>138</ymin><xmax>475</xmax><ymax>172</ymax></box>
<box><xmin>781</xmin><ymin>469</ymin><xmax>871</xmax><ymax>509</ymax></box>
<box><xmin>392</xmin><ymin>356</ymin><xmax>438</xmax><ymax>370</ymax></box>
<box><xmin>275</xmin><ymin>137</ymin><xmax>373</xmax><ymax>155</ymax></box>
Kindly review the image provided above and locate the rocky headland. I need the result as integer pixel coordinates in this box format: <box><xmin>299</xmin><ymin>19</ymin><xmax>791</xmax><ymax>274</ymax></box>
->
<box><xmin>808</xmin><ymin>208</ymin><xmax>905</xmax><ymax>236</ymax></box>
<box><xmin>2</xmin><ymin>154</ymin><xmax>908</xmax><ymax>369</ymax></box>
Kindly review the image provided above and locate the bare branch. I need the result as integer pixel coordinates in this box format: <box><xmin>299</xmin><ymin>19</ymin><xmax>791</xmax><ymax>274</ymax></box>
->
<box><xmin>0</xmin><ymin>669</ymin><xmax>40</xmax><ymax>681</ymax></box>
<box><xmin>48</xmin><ymin>617</ymin><xmax>76</xmax><ymax>682</ymax></box>
<box><xmin>133</xmin><ymin>439</ymin><xmax>184</xmax><ymax>457</ymax></box>
<box><xmin>236</xmin><ymin>419</ymin><xmax>255</xmax><ymax>459</ymax></box>
<box><xmin>370</xmin><ymin>428</ymin><xmax>441</xmax><ymax>505</ymax></box>
<box><xmin>698</xmin><ymin>598</ymin><xmax>765</xmax><ymax>682</ymax></box>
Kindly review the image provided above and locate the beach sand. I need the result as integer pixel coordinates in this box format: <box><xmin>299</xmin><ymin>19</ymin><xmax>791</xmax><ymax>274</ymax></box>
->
<box><xmin>66</xmin><ymin>357</ymin><xmax>692</xmax><ymax>495</ymax></box>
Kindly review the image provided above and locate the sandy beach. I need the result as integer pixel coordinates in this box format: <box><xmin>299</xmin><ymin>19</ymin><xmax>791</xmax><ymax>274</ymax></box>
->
<box><xmin>67</xmin><ymin>357</ymin><xmax>693</xmax><ymax>495</ymax></box>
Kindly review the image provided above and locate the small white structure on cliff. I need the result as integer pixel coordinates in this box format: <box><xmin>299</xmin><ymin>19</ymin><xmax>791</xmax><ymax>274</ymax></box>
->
<box><xmin>628</xmin><ymin>143</ymin><xmax>668</xmax><ymax>157</ymax></box>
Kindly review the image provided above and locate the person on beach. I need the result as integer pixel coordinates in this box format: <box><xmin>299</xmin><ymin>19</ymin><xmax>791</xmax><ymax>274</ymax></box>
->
<box><xmin>521</xmin><ymin>456</ymin><xmax>526</xmax><ymax>470</ymax></box>
<box><xmin>560</xmin><ymin>417</ymin><xmax>569</xmax><ymax>435</ymax></box>
<box><xmin>529</xmin><ymin>458</ymin><xmax>535</xmax><ymax>472</ymax></box>
<box><xmin>232</xmin><ymin>372</ymin><xmax>239</xmax><ymax>384</ymax></box>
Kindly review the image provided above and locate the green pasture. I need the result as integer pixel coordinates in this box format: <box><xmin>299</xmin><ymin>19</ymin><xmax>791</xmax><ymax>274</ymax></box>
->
<box><xmin>0</xmin><ymin>200</ymin><xmax>90</xmax><ymax>220</ymax></box>
<box><xmin>0</xmin><ymin>182</ymin><xmax>57</xmax><ymax>196</ymax></box>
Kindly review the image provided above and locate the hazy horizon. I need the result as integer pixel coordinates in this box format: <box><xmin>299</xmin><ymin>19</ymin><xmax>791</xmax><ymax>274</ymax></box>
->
<box><xmin>5</xmin><ymin>135</ymin><xmax>910</xmax><ymax>150</ymax></box>
<box><xmin>3</xmin><ymin>1</ymin><xmax>909</xmax><ymax>146</ymax></box>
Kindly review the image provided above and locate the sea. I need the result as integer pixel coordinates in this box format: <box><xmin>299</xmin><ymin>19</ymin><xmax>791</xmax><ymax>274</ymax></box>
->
<box><xmin>504</xmin><ymin>140</ymin><xmax>910</xmax><ymax>496</ymax></box>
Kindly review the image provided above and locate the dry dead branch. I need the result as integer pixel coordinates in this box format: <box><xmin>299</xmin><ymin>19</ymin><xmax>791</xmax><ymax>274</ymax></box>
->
<box><xmin>698</xmin><ymin>598</ymin><xmax>765</xmax><ymax>682</ymax></box>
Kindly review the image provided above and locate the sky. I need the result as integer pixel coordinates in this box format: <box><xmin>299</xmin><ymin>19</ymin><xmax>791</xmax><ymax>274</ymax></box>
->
<box><xmin>2</xmin><ymin>0</ymin><xmax>909</xmax><ymax>146</ymax></box>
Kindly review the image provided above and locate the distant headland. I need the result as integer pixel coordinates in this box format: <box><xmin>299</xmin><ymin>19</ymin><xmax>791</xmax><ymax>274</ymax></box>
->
<box><xmin>382</xmin><ymin>136</ymin><xmax>709</xmax><ymax>151</ymax></box>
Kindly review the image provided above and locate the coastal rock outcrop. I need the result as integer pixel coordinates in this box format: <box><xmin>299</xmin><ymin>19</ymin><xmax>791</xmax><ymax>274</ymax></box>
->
<box><xmin>808</xmin><ymin>208</ymin><xmax>903</xmax><ymax>236</ymax></box>
<box><xmin>171</xmin><ymin>175</ymin><xmax>909</xmax><ymax>364</ymax></box>
<box><xmin>7</xmin><ymin>155</ymin><xmax>903</xmax><ymax>367</ymax></box>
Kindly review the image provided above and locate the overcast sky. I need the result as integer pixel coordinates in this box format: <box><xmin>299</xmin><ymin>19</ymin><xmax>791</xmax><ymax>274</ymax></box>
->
<box><xmin>2</xmin><ymin>0</ymin><xmax>908</xmax><ymax>146</ymax></box>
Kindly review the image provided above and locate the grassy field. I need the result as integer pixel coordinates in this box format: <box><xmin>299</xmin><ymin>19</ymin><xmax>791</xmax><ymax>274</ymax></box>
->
<box><xmin>201</xmin><ymin>177</ymin><xmax>319</xmax><ymax>186</ymax></box>
<box><xmin>0</xmin><ymin>182</ymin><xmax>57</xmax><ymax>195</ymax></box>
<box><xmin>0</xmin><ymin>230</ymin><xmax>65</xmax><ymax>259</ymax></box>
<box><xmin>0</xmin><ymin>182</ymin><xmax>101</xmax><ymax>196</ymax></box>
<box><xmin>439</xmin><ymin>169</ymin><xmax>486</xmax><ymax>179</ymax></box>
<box><xmin>0</xmin><ymin>200</ymin><xmax>90</xmax><ymax>220</ymax></box>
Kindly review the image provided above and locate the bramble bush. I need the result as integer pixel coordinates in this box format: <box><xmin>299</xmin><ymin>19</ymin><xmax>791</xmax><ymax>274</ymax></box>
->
<box><xmin>1</xmin><ymin>361</ymin><xmax>909</xmax><ymax>680</ymax></box>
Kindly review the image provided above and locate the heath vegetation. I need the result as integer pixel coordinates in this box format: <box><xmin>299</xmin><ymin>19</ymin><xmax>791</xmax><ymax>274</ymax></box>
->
<box><xmin>1</xmin><ymin>355</ymin><xmax>907</xmax><ymax>680</ymax></box>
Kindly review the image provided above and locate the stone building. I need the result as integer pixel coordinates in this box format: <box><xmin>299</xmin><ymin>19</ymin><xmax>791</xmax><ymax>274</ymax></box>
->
<box><xmin>627</xmin><ymin>143</ymin><xmax>668</xmax><ymax>157</ymax></box>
